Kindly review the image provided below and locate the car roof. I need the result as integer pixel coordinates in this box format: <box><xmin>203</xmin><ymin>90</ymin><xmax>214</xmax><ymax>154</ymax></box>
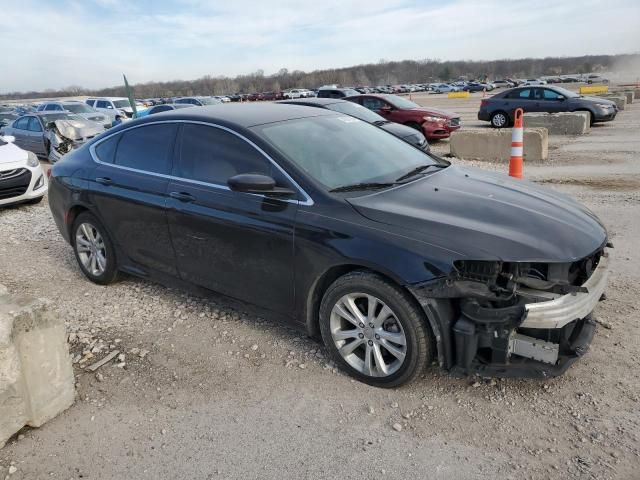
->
<box><xmin>128</xmin><ymin>103</ymin><xmax>336</xmax><ymax>129</ymax></box>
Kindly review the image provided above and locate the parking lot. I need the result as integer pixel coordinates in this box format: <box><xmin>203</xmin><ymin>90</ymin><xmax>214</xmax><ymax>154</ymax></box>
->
<box><xmin>0</xmin><ymin>88</ymin><xmax>638</xmax><ymax>479</ymax></box>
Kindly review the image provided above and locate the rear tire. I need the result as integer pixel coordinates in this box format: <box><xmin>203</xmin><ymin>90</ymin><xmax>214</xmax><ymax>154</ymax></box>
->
<box><xmin>319</xmin><ymin>271</ymin><xmax>433</xmax><ymax>388</ymax></box>
<box><xmin>72</xmin><ymin>212</ymin><xmax>119</xmax><ymax>285</ymax></box>
<box><xmin>490</xmin><ymin>111</ymin><xmax>509</xmax><ymax>128</ymax></box>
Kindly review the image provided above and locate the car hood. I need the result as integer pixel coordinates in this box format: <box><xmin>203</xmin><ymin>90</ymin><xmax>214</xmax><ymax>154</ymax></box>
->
<box><xmin>0</xmin><ymin>140</ymin><xmax>28</xmax><ymax>166</ymax></box>
<box><xmin>50</xmin><ymin>119</ymin><xmax>104</xmax><ymax>141</ymax></box>
<box><xmin>408</xmin><ymin>107</ymin><xmax>457</xmax><ymax>119</ymax></box>
<box><xmin>577</xmin><ymin>96</ymin><xmax>616</xmax><ymax>106</ymax></box>
<box><xmin>347</xmin><ymin>165</ymin><xmax>607</xmax><ymax>263</ymax></box>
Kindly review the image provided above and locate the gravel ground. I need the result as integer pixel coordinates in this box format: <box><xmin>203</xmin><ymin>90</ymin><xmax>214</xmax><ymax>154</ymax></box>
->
<box><xmin>0</xmin><ymin>101</ymin><xmax>638</xmax><ymax>480</ymax></box>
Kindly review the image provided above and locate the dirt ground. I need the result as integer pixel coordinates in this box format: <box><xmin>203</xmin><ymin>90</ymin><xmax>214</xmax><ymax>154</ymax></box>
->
<box><xmin>0</xmin><ymin>93</ymin><xmax>639</xmax><ymax>480</ymax></box>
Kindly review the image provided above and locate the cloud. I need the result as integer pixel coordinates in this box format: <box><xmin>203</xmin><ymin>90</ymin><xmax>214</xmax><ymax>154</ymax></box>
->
<box><xmin>1</xmin><ymin>0</ymin><xmax>639</xmax><ymax>93</ymax></box>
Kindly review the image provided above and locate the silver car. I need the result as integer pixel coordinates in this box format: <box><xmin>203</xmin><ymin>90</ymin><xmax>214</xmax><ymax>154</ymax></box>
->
<box><xmin>1</xmin><ymin>112</ymin><xmax>105</xmax><ymax>162</ymax></box>
<box><xmin>37</xmin><ymin>101</ymin><xmax>111</xmax><ymax>128</ymax></box>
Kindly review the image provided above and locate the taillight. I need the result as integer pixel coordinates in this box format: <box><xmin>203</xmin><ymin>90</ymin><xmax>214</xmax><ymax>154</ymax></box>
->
<box><xmin>480</xmin><ymin>100</ymin><xmax>488</xmax><ymax>107</ymax></box>
<box><xmin>46</xmin><ymin>167</ymin><xmax>52</xmax><ymax>179</ymax></box>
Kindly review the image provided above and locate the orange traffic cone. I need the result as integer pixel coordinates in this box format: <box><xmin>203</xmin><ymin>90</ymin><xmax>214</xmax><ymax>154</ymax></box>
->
<box><xmin>509</xmin><ymin>108</ymin><xmax>524</xmax><ymax>179</ymax></box>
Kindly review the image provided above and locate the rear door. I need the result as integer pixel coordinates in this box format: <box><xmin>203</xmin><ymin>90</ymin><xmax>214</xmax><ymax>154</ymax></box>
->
<box><xmin>8</xmin><ymin>117</ymin><xmax>31</xmax><ymax>151</ymax></box>
<box><xmin>89</xmin><ymin>122</ymin><xmax>179</xmax><ymax>275</ymax></box>
<box><xmin>166</xmin><ymin>123</ymin><xmax>299</xmax><ymax>315</ymax></box>
<box><xmin>503</xmin><ymin>88</ymin><xmax>533</xmax><ymax>115</ymax></box>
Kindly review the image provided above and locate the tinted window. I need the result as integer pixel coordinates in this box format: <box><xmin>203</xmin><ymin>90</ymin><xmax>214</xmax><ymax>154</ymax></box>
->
<box><xmin>96</xmin><ymin>100</ymin><xmax>110</xmax><ymax>108</ymax></box>
<box><xmin>85</xmin><ymin>100</ymin><xmax>95</xmax><ymax>106</ymax></box>
<box><xmin>95</xmin><ymin>135</ymin><xmax>120</xmax><ymax>164</ymax></box>
<box><xmin>542</xmin><ymin>89</ymin><xmax>564</xmax><ymax>100</ymax></box>
<box><xmin>27</xmin><ymin>117</ymin><xmax>42</xmax><ymax>132</ymax></box>
<box><xmin>14</xmin><ymin>117</ymin><xmax>30</xmax><ymax>130</ymax></box>
<box><xmin>114</xmin><ymin>124</ymin><xmax>177</xmax><ymax>174</ymax></box>
<box><xmin>150</xmin><ymin>105</ymin><xmax>171</xmax><ymax>114</ymax></box>
<box><xmin>176</xmin><ymin>124</ymin><xmax>273</xmax><ymax>185</ymax></box>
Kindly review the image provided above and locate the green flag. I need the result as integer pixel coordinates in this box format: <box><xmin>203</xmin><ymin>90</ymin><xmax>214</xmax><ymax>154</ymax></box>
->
<box><xmin>123</xmin><ymin>74</ymin><xmax>138</xmax><ymax>118</ymax></box>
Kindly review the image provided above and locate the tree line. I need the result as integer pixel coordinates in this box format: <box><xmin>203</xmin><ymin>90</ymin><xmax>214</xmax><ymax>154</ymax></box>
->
<box><xmin>3</xmin><ymin>53</ymin><xmax>637</xmax><ymax>101</ymax></box>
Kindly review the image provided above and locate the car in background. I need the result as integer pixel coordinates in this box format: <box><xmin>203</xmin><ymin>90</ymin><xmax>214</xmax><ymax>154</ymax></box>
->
<box><xmin>47</xmin><ymin>103</ymin><xmax>609</xmax><ymax>387</ymax></box>
<box><xmin>317</xmin><ymin>87</ymin><xmax>360</xmax><ymax>99</ymax></box>
<box><xmin>346</xmin><ymin>94</ymin><xmax>461</xmax><ymax>140</ymax></box>
<box><xmin>279</xmin><ymin>98</ymin><xmax>430</xmax><ymax>152</ymax></box>
<box><xmin>1</xmin><ymin>112</ymin><xmax>104</xmax><ymax>162</ymax></box>
<box><xmin>522</xmin><ymin>79</ymin><xmax>547</xmax><ymax>86</ymax></box>
<box><xmin>86</xmin><ymin>97</ymin><xmax>134</xmax><ymax>124</ymax></box>
<box><xmin>37</xmin><ymin>101</ymin><xmax>111</xmax><ymax>128</ymax></box>
<box><xmin>462</xmin><ymin>82</ymin><xmax>493</xmax><ymax>93</ymax></box>
<box><xmin>431</xmin><ymin>84</ymin><xmax>460</xmax><ymax>94</ymax></box>
<box><xmin>174</xmin><ymin>96</ymin><xmax>222</xmax><ymax>106</ymax></box>
<box><xmin>0</xmin><ymin>112</ymin><xmax>18</xmax><ymax>129</ymax></box>
<box><xmin>492</xmin><ymin>80</ymin><xmax>516</xmax><ymax>88</ymax></box>
<box><xmin>282</xmin><ymin>89</ymin><xmax>308</xmax><ymax>99</ymax></box>
<box><xmin>260</xmin><ymin>92</ymin><xmax>283</xmax><ymax>101</ymax></box>
<box><xmin>0</xmin><ymin>134</ymin><xmax>47</xmax><ymax>207</ymax></box>
<box><xmin>585</xmin><ymin>74</ymin><xmax>609</xmax><ymax>84</ymax></box>
<box><xmin>136</xmin><ymin>103</ymin><xmax>195</xmax><ymax>117</ymax></box>
<box><xmin>478</xmin><ymin>85</ymin><xmax>617</xmax><ymax>127</ymax></box>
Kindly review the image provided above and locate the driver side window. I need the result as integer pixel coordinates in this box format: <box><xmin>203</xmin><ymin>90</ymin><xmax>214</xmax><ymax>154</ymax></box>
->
<box><xmin>175</xmin><ymin>124</ymin><xmax>286</xmax><ymax>188</ymax></box>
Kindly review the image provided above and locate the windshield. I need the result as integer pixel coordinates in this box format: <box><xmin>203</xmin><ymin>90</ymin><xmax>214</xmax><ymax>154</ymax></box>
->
<box><xmin>255</xmin><ymin>115</ymin><xmax>440</xmax><ymax>190</ymax></box>
<box><xmin>326</xmin><ymin>102</ymin><xmax>385</xmax><ymax>124</ymax></box>
<box><xmin>64</xmin><ymin>103</ymin><xmax>94</xmax><ymax>113</ymax></box>
<box><xmin>198</xmin><ymin>97</ymin><xmax>220</xmax><ymax>105</ymax></box>
<box><xmin>386</xmin><ymin>95</ymin><xmax>420</xmax><ymax>109</ymax></box>
<box><xmin>39</xmin><ymin>113</ymin><xmax>82</xmax><ymax>124</ymax></box>
<box><xmin>551</xmin><ymin>86</ymin><xmax>579</xmax><ymax>98</ymax></box>
<box><xmin>113</xmin><ymin>99</ymin><xmax>131</xmax><ymax>108</ymax></box>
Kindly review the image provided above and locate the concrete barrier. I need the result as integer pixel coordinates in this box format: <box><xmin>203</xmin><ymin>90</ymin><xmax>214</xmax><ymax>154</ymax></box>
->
<box><xmin>0</xmin><ymin>285</ymin><xmax>75</xmax><ymax>448</ymax></box>
<box><xmin>596</xmin><ymin>95</ymin><xmax>626</xmax><ymax>110</ymax></box>
<box><xmin>450</xmin><ymin>128</ymin><xmax>548</xmax><ymax>162</ymax></box>
<box><xmin>523</xmin><ymin>112</ymin><xmax>590</xmax><ymax>135</ymax></box>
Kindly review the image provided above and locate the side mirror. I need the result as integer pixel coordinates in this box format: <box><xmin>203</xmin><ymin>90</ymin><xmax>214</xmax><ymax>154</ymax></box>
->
<box><xmin>227</xmin><ymin>173</ymin><xmax>295</xmax><ymax>197</ymax></box>
<box><xmin>557</xmin><ymin>96</ymin><xmax>565</xmax><ymax>101</ymax></box>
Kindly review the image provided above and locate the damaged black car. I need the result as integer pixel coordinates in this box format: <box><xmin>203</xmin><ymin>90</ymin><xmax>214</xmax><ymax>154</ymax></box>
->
<box><xmin>47</xmin><ymin>104</ymin><xmax>609</xmax><ymax>387</ymax></box>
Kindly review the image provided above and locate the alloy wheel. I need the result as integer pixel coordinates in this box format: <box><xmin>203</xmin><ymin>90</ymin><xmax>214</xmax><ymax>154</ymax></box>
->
<box><xmin>492</xmin><ymin>113</ymin><xmax>507</xmax><ymax>127</ymax></box>
<box><xmin>329</xmin><ymin>293</ymin><xmax>407</xmax><ymax>377</ymax></box>
<box><xmin>75</xmin><ymin>222</ymin><xmax>107</xmax><ymax>276</ymax></box>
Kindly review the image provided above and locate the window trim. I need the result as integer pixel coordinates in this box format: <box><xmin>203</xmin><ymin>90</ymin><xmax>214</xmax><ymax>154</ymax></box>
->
<box><xmin>89</xmin><ymin>120</ymin><xmax>313</xmax><ymax>206</ymax></box>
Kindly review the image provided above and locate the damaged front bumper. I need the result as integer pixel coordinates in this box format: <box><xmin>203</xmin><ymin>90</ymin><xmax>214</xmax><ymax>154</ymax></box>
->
<box><xmin>410</xmin><ymin>249</ymin><xmax>610</xmax><ymax>379</ymax></box>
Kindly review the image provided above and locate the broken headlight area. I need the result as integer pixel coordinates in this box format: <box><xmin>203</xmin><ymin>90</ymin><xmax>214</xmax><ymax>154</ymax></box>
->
<box><xmin>412</xmin><ymin>246</ymin><xmax>609</xmax><ymax>378</ymax></box>
<box><xmin>45</xmin><ymin>120</ymin><xmax>103</xmax><ymax>163</ymax></box>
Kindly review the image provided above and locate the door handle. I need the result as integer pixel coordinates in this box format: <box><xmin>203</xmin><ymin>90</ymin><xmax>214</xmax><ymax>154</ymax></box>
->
<box><xmin>96</xmin><ymin>177</ymin><xmax>113</xmax><ymax>186</ymax></box>
<box><xmin>169</xmin><ymin>191</ymin><xmax>196</xmax><ymax>202</ymax></box>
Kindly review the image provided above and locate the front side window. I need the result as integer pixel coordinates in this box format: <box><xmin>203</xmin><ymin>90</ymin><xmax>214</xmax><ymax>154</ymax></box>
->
<box><xmin>113</xmin><ymin>123</ymin><xmax>177</xmax><ymax>174</ymax></box>
<box><xmin>27</xmin><ymin>117</ymin><xmax>43</xmax><ymax>132</ymax></box>
<box><xmin>542</xmin><ymin>89</ymin><xmax>564</xmax><ymax>100</ymax></box>
<box><xmin>362</xmin><ymin>97</ymin><xmax>387</xmax><ymax>111</ymax></box>
<box><xmin>326</xmin><ymin>102</ymin><xmax>385</xmax><ymax>124</ymax></box>
<box><xmin>176</xmin><ymin>124</ymin><xmax>277</xmax><ymax>185</ymax></box>
<box><xmin>256</xmin><ymin>115</ymin><xmax>440</xmax><ymax>190</ymax></box>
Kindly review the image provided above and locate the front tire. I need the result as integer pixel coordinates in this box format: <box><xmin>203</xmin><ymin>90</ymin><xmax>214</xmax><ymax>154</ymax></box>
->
<box><xmin>490</xmin><ymin>111</ymin><xmax>509</xmax><ymax>128</ymax></box>
<box><xmin>319</xmin><ymin>271</ymin><xmax>433</xmax><ymax>388</ymax></box>
<box><xmin>72</xmin><ymin>212</ymin><xmax>119</xmax><ymax>285</ymax></box>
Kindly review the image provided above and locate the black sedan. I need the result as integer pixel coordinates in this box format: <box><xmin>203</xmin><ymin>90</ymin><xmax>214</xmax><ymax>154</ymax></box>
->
<box><xmin>278</xmin><ymin>98</ymin><xmax>430</xmax><ymax>152</ymax></box>
<box><xmin>48</xmin><ymin>104</ymin><xmax>609</xmax><ymax>387</ymax></box>
<box><xmin>478</xmin><ymin>85</ymin><xmax>617</xmax><ymax>127</ymax></box>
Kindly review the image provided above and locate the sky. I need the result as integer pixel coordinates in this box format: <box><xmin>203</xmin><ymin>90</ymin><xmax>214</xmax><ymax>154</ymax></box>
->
<box><xmin>2</xmin><ymin>0</ymin><xmax>639</xmax><ymax>93</ymax></box>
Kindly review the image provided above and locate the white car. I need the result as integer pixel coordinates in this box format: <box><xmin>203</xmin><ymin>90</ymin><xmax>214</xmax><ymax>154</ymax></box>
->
<box><xmin>522</xmin><ymin>79</ymin><xmax>548</xmax><ymax>86</ymax></box>
<box><xmin>431</xmin><ymin>84</ymin><xmax>460</xmax><ymax>94</ymax></box>
<box><xmin>0</xmin><ymin>135</ymin><xmax>47</xmax><ymax>207</ymax></box>
<box><xmin>282</xmin><ymin>89</ymin><xmax>307</xmax><ymax>99</ymax></box>
<box><xmin>85</xmin><ymin>97</ymin><xmax>134</xmax><ymax>124</ymax></box>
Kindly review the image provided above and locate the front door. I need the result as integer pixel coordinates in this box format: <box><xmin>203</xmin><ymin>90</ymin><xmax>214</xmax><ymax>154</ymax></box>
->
<box><xmin>166</xmin><ymin>123</ymin><xmax>298</xmax><ymax>315</ymax></box>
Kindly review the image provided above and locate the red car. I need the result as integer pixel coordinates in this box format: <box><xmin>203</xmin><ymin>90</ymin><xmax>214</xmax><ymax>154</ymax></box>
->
<box><xmin>345</xmin><ymin>94</ymin><xmax>461</xmax><ymax>140</ymax></box>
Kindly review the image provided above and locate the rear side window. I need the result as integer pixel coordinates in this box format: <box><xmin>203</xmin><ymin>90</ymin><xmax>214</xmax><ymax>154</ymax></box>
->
<box><xmin>96</xmin><ymin>100</ymin><xmax>110</xmax><ymax>108</ymax></box>
<box><xmin>94</xmin><ymin>135</ymin><xmax>119</xmax><ymax>164</ymax></box>
<box><xmin>176</xmin><ymin>124</ymin><xmax>274</xmax><ymax>185</ymax></box>
<box><xmin>508</xmin><ymin>89</ymin><xmax>531</xmax><ymax>99</ymax></box>
<box><xmin>113</xmin><ymin>124</ymin><xmax>177</xmax><ymax>174</ymax></box>
<box><xmin>86</xmin><ymin>100</ymin><xmax>95</xmax><ymax>107</ymax></box>
<box><xmin>14</xmin><ymin>117</ymin><xmax>30</xmax><ymax>130</ymax></box>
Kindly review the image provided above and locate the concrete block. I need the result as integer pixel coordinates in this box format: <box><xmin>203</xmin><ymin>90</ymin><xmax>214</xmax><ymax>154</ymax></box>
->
<box><xmin>596</xmin><ymin>95</ymin><xmax>625</xmax><ymax>110</ymax></box>
<box><xmin>523</xmin><ymin>112</ymin><xmax>590</xmax><ymax>135</ymax></box>
<box><xmin>450</xmin><ymin>128</ymin><xmax>548</xmax><ymax>162</ymax></box>
<box><xmin>0</xmin><ymin>285</ymin><xmax>75</xmax><ymax>448</ymax></box>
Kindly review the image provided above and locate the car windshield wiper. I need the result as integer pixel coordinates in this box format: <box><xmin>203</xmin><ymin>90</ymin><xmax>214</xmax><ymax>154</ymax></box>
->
<box><xmin>329</xmin><ymin>182</ymin><xmax>398</xmax><ymax>193</ymax></box>
<box><xmin>395</xmin><ymin>163</ymin><xmax>447</xmax><ymax>182</ymax></box>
